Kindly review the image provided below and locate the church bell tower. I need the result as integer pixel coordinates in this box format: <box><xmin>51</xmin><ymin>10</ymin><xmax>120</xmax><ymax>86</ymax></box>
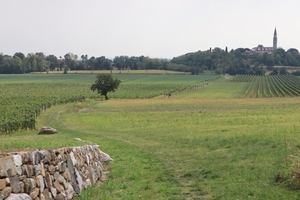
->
<box><xmin>273</xmin><ymin>28</ymin><xmax>277</xmax><ymax>51</ymax></box>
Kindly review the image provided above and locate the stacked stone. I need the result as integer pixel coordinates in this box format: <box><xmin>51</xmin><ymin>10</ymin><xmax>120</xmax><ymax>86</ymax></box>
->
<box><xmin>0</xmin><ymin>145</ymin><xmax>113</xmax><ymax>200</ymax></box>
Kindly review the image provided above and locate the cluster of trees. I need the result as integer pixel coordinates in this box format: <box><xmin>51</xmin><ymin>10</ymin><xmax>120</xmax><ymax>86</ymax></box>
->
<box><xmin>171</xmin><ymin>47</ymin><xmax>300</xmax><ymax>75</ymax></box>
<box><xmin>1</xmin><ymin>47</ymin><xmax>300</xmax><ymax>74</ymax></box>
<box><xmin>0</xmin><ymin>52</ymin><xmax>114</xmax><ymax>74</ymax></box>
<box><xmin>0</xmin><ymin>52</ymin><xmax>189</xmax><ymax>74</ymax></box>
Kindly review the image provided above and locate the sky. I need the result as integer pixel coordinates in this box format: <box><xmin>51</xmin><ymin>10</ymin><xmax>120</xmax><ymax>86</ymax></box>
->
<box><xmin>1</xmin><ymin>0</ymin><xmax>300</xmax><ymax>59</ymax></box>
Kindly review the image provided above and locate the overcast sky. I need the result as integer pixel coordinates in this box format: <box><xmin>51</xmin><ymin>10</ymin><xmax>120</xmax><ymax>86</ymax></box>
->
<box><xmin>1</xmin><ymin>0</ymin><xmax>300</xmax><ymax>59</ymax></box>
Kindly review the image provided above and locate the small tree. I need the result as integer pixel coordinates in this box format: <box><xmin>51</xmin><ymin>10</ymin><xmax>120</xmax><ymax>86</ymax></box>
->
<box><xmin>91</xmin><ymin>74</ymin><xmax>121</xmax><ymax>100</ymax></box>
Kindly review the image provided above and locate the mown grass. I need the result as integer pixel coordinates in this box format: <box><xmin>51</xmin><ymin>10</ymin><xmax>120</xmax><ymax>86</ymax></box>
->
<box><xmin>179</xmin><ymin>78</ymin><xmax>251</xmax><ymax>98</ymax></box>
<box><xmin>39</xmin><ymin>98</ymin><xmax>300</xmax><ymax>199</ymax></box>
<box><xmin>1</xmin><ymin>74</ymin><xmax>300</xmax><ymax>199</ymax></box>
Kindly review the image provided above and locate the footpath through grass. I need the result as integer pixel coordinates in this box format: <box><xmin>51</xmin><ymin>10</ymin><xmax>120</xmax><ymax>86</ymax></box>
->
<box><xmin>26</xmin><ymin>98</ymin><xmax>300</xmax><ymax>199</ymax></box>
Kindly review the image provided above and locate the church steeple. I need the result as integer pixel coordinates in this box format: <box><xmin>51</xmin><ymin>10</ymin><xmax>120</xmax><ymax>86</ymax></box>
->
<box><xmin>273</xmin><ymin>28</ymin><xmax>277</xmax><ymax>51</ymax></box>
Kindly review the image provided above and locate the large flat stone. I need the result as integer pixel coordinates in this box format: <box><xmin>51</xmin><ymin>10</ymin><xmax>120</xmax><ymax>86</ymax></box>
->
<box><xmin>0</xmin><ymin>156</ymin><xmax>16</xmax><ymax>177</ymax></box>
<box><xmin>38</xmin><ymin>126</ymin><xmax>58</xmax><ymax>134</ymax></box>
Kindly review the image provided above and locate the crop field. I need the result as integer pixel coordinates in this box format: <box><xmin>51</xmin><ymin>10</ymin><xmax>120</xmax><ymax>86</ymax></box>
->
<box><xmin>32</xmin><ymin>69</ymin><xmax>191</xmax><ymax>75</ymax></box>
<box><xmin>0</xmin><ymin>74</ymin><xmax>218</xmax><ymax>133</ymax></box>
<box><xmin>1</xmin><ymin>74</ymin><xmax>300</xmax><ymax>199</ymax></box>
<box><xmin>231</xmin><ymin>75</ymin><xmax>300</xmax><ymax>98</ymax></box>
<box><xmin>0</xmin><ymin>73</ymin><xmax>216</xmax><ymax>85</ymax></box>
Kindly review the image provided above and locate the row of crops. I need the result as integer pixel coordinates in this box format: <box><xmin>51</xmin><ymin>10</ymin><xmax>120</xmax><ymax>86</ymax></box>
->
<box><xmin>0</xmin><ymin>83</ymin><xmax>100</xmax><ymax>134</ymax></box>
<box><xmin>231</xmin><ymin>75</ymin><xmax>300</xmax><ymax>98</ymax></box>
<box><xmin>0</xmin><ymin>81</ymin><xmax>199</xmax><ymax>134</ymax></box>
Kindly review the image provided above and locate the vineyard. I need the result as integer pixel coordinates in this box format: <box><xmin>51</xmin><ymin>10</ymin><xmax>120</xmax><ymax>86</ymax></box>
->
<box><xmin>0</xmin><ymin>74</ymin><xmax>219</xmax><ymax>134</ymax></box>
<box><xmin>0</xmin><ymin>83</ymin><xmax>98</xmax><ymax>134</ymax></box>
<box><xmin>0</xmin><ymin>83</ymin><xmax>183</xmax><ymax>134</ymax></box>
<box><xmin>231</xmin><ymin>74</ymin><xmax>300</xmax><ymax>97</ymax></box>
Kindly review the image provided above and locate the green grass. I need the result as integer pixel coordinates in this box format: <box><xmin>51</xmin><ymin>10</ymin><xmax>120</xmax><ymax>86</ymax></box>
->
<box><xmin>179</xmin><ymin>78</ymin><xmax>251</xmax><ymax>98</ymax></box>
<box><xmin>0</xmin><ymin>74</ymin><xmax>219</xmax><ymax>134</ymax></box>
<box><xmin>1</xmin><ymin>74</ymin><xmax>300</xmax><ymax>199</ymax></box>
<box><xmin>16</xmin><ymin>98</ymin><xmax>299</xmax><ymax>199</ymax></box>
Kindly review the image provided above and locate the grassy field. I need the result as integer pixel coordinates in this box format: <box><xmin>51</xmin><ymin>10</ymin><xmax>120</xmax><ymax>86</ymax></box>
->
<box><xmin>1</xmin><ymin>74</ymin><xmax>300</xmax><ymax>199</ymax></box>
<box><xmin>177</xmin><ymin>78</ymin><xmax>250</xmax><ymax>98</ymax></box>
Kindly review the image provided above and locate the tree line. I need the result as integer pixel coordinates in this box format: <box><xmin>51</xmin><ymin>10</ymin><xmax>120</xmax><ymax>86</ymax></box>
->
<box><xmin>1</xmin><ymin>47</ymin><xmax>300</xmax><ymax>74</ymax></box>
<box><xmin>171</xmin><ymin>47</ymin><xmax>300</xmax><ymax>75</ymax></box>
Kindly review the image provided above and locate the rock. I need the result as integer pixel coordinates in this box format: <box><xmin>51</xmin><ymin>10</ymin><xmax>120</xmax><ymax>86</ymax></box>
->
<box><xmin>48</xmin><ymin>165</ymin><xmax>56</xmax><ymax>175</ymax></box>
<box><xmin>34</xmin><ymin>164</ymin><xmax>42</xmax><ymax>176</ymax></box>
<box><xmin>82</xmin><ymin>179</ymin><xmax>91</xmax><ymax>189</ymax></box>
<box><xmin>16</xmin><ymin>166</ymin><xmax>22</xmax><ymax>176</ymax></box>
<box><xmin>36</xmin><ymin>175</ymin><xmax>45</xmax><ymax>193</ymax></box>
<box><xmin>59</xmin><ymin>162</ymin><xmax>67</xmax><ymax>174</ymax></box>
<box><xmin>10</xmin><ymin>176</ymin><xmax>21</xmax><ymax>193</ymax></box>
<box><xmin>13</xmin><ymin>155</ymin><xmax>22</xmax><ymax>167</ymax></box>
<box><xmin>69</xmin><ymin>152</ymin><xmax>77</xmax><ymax>166</ymax></box>
<box><xmin>94</xmin><ymin>163</ymin><xmax>102</xmax><ymax>179</ymax></box>
<box><xmin>42</xmin><ymin>189</ymin><xmax>51</xmax><ymax>200</ymax></box>
<box><xmin>87</xmin><ymin>166</ymin><xmax>96</xmax><ymax>185</ymax></box>
<box><xmin>38</xmin><ymin>126</ymin><xmax>58</xmax><ymax>134</ymax></box>
<box><xmin>50</xmin><ymin>187</ymin><xmax>57</xmax><ymax>198</ymax></box>
<box><xmin>99</xmin><ymin>151</ymin><xmax>113</xmax><ymax>162</ymax></box>
<box><xmin>0</xmin><ymin>187</ymin><xmax>12</xmax><ymax>199</ymax></box>
<box><xmin>7</xmin><ymin>168</ymin><xmax>17</xmax><ymax>177</ymax></box>
<box><xmin>65</xmin><ymin>183</ymin><xmax>74</xmax><ymax>200</ymax></box>
<box><xmin>40</xmin><ymin>193</ymin><xmax>45</xmax><ymax>200</ymax></box>
<box><xmin>23</xmin><ymin>178</ymin><xmax>36</xmax><ymax>194</ymax></box>
<box><xmin>19</xmin><ymin>181</ymin><xmax>24</xmax><ymax>193</ymax></box>
<box><xmin>55</xmin><ymin>193</ymin><xmax>65</xmax><ymax>200</ymax></box>
<box><xmin>40</xmin><ymin>162</ymin><xmax>45</xmax><ymax>177</ymax></box>
<box><xmin>53</xmin><ymin>172</ymin><xmax>60</xmax><ymax>182</ymax></box>
<box><xmin>57</xmin><ymin>175</ymin><xmax>65</xmax><ymax>185</ymax></box>
<box><xmin>41</xmin><ymin>150</ymin><xmax>51</xmax><ymax>164</ymax></box>
<box><xmin>29</xmin><ymin>188</ymin><xmax>39</xmax><ymax>199</ymax></box>
<box><xmin>22</xmin><ymin>165</ymin><xmax>34</xmax><ymax>178</ymax></box>
<box><xmin>62</xmin><ymin>168</ymin><xmax>71</xmax><ymax>182</ymax></box>
<box><xmin>0</xmin><ymin>169</ymin><xmax>8</xmax><ymax>178</ymax></box>
<box><xmin>67</xmin><ymin>154</ymin><xmax>79</xmax><ymax>194</ymax></box>
<box><xmin>0</xmin><ymin>156</ymin><xmax>16</xmax><ymax>177</ymax></box>
<box><xmin>53</xmin><ymin>181</ymin><xmax>64</xmax><ymax>193</ymax></box>
<box><xmin>75</xmin><ymin>168</ymin><xmax>83</xmax><ymax>192</ymax></box>
<box><xmin>45</xmin><ymin>172</ymin><xmax>52</xmax><ymax>188</ymax></box>
<box><xmin>34</xmin><ymin>152</ymin><xmax>44</xmax><ymax>165</ymax></box>
<box><xmin>85</xmin><ymin>154</ymin><xmax>90</xmax><ymax>165</ymax></box>
<box><xmin>48</xmin><ymin>150</ymin><xmax>56</xmax><ymax>164</ymax></box>
<box><xmin>5</xmin><ymin>193</ymin><xmax>31</xmax><ymax>200</ymax></box>
<box><xmin>0</xmin><ymin>179</ymin><xmax>6</xmax><ymax>190</ymax></box>
<box><xmin>21</xmin><ymin>152</ymin><xmax>30</xmax><ymax>165</ymax></box>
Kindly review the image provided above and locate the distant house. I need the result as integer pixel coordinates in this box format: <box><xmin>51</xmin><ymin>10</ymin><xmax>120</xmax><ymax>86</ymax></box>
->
<box><xmin>245</xmin><ymin>28</ymin><xmax>277</xmax><ymax>55</ymax></box>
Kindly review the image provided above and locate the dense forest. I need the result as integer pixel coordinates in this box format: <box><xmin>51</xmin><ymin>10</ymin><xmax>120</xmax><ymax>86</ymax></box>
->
<box><xmin>1</xmin><ymin>47</ymin><xmax>300</xmax><ymax>75</ymax></box>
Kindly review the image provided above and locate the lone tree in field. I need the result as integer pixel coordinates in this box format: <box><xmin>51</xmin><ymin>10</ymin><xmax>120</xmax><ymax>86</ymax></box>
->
<box><xmin>91</xmin><ymin>74</ymin><xmax>121</xmax><ymax>100</ymax></box>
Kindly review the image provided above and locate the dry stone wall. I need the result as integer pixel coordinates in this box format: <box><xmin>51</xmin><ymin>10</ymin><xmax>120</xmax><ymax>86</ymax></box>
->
<box><xmin>0</xmin><ymin>145</ymin><xmax>113</xmax><ymax>200</ymax></box>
